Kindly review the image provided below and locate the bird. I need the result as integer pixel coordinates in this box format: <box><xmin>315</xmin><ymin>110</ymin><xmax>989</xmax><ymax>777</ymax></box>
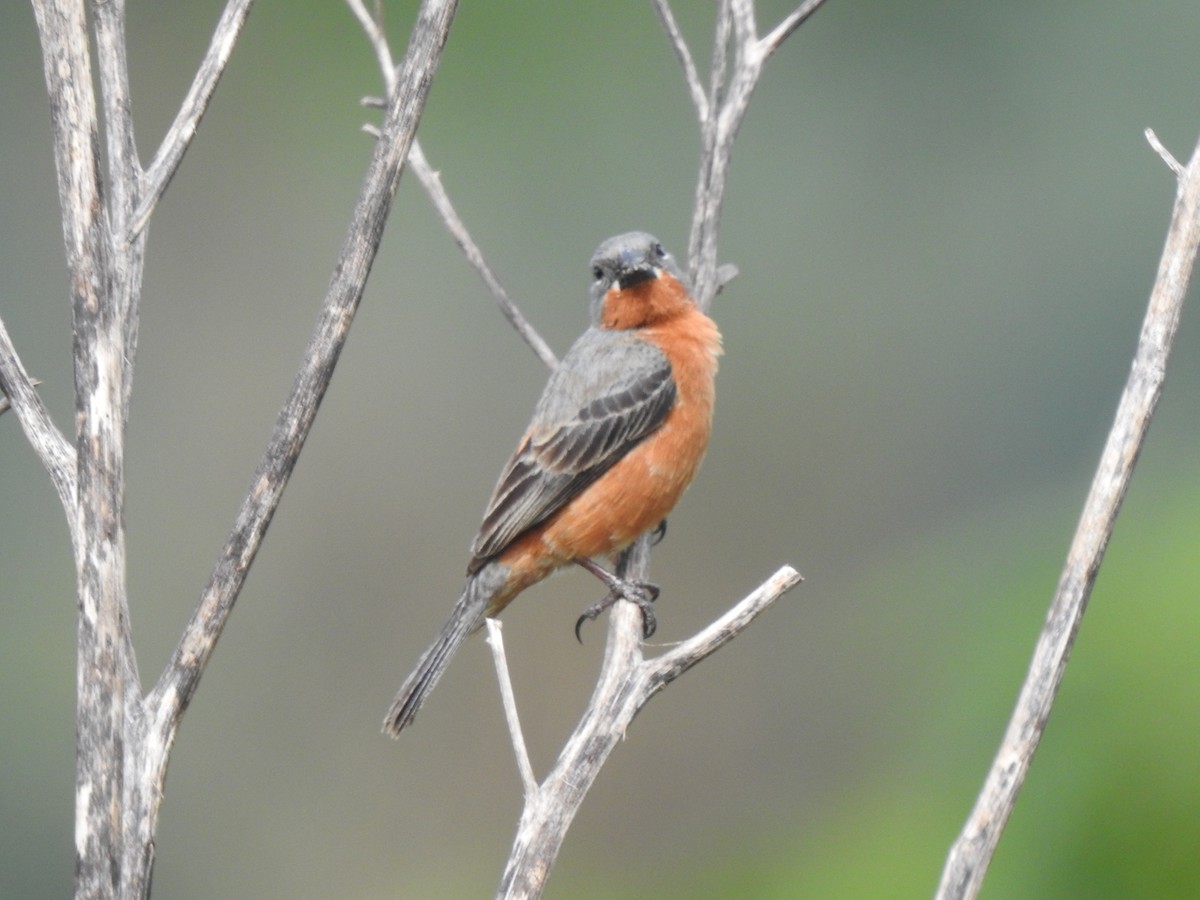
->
<box><xmin>383</xmin><ymin>231</ymin><xmax>722</xmax><ymax>736</ymax></box>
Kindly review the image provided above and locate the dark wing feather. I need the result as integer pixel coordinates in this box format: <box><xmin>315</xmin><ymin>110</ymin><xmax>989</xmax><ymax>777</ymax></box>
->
<box><xmin>469</xmin><ymin>330</ymin><xmax>675</xmax><ymax>566</ymax></box>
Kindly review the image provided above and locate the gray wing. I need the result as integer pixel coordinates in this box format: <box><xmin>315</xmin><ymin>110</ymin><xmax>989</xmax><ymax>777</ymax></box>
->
<box><xmin>468</xmin><ymin>329</ymin><xmax>675</xmax><ymax>568</ymax></box>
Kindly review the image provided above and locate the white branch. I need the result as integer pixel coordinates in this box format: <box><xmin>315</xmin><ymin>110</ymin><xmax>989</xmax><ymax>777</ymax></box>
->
<box><xmin>682</xmin><ymin>0</ymin><xmax>828</xmax><ymax>306</ymax></box>
<box><xmin>1145</xmin><ymin>127</ymin><xmax>1184</xmax><ymax>178</ymax></box>
<box><xmin>0</xmin><ymin>319</ymin><xmax>77</xmax><ymax>537</ymax></box>
<box><xmin>408</xmin><ymin>143</ymin><xmax>559</xmax><ymax>368</ymax></box>
<box><xmin>650</xmin><ymin>0</ymin><xmax>709</xmax><ymax>121</ymax></box>
<box><xmin>347</xmin><ymin>0</ymin><xmax>395</xmax><ymax>75</ymax></box>
<box><xmin>760</xmin><ymin>0</ymin><xmax>832</xmax><ymax>60</ymax></box>
<box><xmin>349</xmin><ymin>0</ymin><xmax>558</xmax><ymax>369</ymax></box>
<box><xmin>486</xmin><ymin>619</ymin><xmax>538</xmax><ymax>798</ymax></box>
<box><xmin>645</xmin><ymin>565</ymin><xmax>803</xmax><ymax>686</ymax></box>
<box><xmin>935</xmin><ymin>130</ymin><xmax>1200</xmax><ymax>900</ymax></box>
<box><xmin>497</xmin><ymin>566</ymin><xmax>803</xmax><ymax>898</ymax></box>
<box><xmin>130</xmin><ymin>0</ymin><xmax>254</xmax><ymax>236</ymax></box>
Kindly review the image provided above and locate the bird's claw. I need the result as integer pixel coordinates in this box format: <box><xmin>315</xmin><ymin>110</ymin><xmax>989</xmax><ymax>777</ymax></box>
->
<box><xmin>574</xmin><ymin>580</ymin><xmax>659</xmax><ymax>643</ymax></box>
<box><xmin>649</xmin><ymin>518</ymin><xmax>668</xmax><ymax>546</ymax></box>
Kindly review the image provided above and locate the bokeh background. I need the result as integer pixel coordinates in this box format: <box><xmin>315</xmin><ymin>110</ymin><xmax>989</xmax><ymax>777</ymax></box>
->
<box><xmin>3</xmin><ymin>1</ymin><xmax>1199</xmax><ymax>897</ymax></box>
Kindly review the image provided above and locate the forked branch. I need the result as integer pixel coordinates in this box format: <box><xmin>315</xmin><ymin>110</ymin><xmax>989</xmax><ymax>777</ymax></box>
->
<box><xmin>20</xmin><ymin>1</ymin><xmax>459</xmax><ymax>896</ymax></box>
<box><xmin>495</xmin><ymin>563</ymin><xmax>802</xmax><ymax>899</ymax></box>
<box><xmin>129</xmin><ymin>0</ymin><xmax>255</xmax><ymax>236</ymax></box>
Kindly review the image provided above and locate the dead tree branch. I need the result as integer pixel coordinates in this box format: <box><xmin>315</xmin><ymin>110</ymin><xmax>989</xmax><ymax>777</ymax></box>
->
<box><xmin>129</xmin><ymin>0</ymin><xmax>255</xmax><ymax>236</ymax></box>
<box><xmin>495</xmin><ymin>563</ymin><xmax>802</xmax><ymax>899</ymax></box>
<box><xmin>934</xmin><ymin>128</ymin><xmax>1200</xmax><ymax>900</ymax></box>
<box><xmin>687</xmin><ymin>0</ymin><xmax>831</xmax><ymax>307</ymax></box>
<box><xmin>348</xmin><ymin>0</ymin><xmax>558</xmax><ymax>368</ymax></box>
<box><xmin>15</xmin><ymin>0</ymin><xmax>459</xmax><ymax>896</ymax></box>
<box><xmin>0</xmin><ymin>321</ymin><xmax>77</xmax><ymax>531</ymax></box>
<box><xmin>155</xmin><ymin>0</ymin><xmax>458</xmax><ymax>747</ymax></box>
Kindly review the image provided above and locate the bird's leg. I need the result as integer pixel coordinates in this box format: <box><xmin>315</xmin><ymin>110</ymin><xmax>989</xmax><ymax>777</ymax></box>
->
<box><xmin>572</xmin><ymin>556</ymin><xmax>659</xmax><ymax>642</ymax></box>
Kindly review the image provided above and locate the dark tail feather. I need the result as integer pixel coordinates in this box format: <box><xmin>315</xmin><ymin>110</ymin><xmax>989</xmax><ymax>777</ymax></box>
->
<box><xmin>383</xmin><ymin>566</ymin><xmax>503</xmax><ymax>737</ymax></box>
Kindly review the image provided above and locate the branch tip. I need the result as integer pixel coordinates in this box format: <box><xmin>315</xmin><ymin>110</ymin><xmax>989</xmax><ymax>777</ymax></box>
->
<box><xmin>1145</xmin><ymin>127</ymin><xmax>1185</xmax><ymax>178</ymax></box>
<box><xmin>486</xmin><ymin>618</ymin><xmax>538</xmax><ymax>796</ymax></box>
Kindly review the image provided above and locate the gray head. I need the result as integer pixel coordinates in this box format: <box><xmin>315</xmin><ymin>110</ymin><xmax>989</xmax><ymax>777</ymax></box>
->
<box><xmin>587</xmin><ymin>232</ymin><xmax>688</xmax><ymax>323</ymax></box>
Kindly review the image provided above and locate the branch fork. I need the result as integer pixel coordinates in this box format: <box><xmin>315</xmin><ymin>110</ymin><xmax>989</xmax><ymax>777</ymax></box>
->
<box><xmin>15</xmin><ymin>1</ymin><xmax>460</xmax><ymax>897</ymax></box>
<box><xmin>491</xmin><ymin>562</ymin><xmax>803</xmax><ymax>899</ymax></box>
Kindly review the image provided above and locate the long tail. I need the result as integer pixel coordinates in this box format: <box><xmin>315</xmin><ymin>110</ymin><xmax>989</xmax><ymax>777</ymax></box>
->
<box><xmin>383</xmin><ymin>563</ymin><xmax>508</xmax><ymax>737</ymax></box>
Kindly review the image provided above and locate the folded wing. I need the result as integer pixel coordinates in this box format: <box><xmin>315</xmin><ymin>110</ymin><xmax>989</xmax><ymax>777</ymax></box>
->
<box><xmin>469</xmin><ymin>329</ymin><xmax>676</xmax><ymax>568</ymax></box>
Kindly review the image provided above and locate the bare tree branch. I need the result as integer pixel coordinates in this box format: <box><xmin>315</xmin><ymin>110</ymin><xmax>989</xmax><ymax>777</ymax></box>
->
<box><xmin>1145</xmin><ymin>126</ymin><xmax>1185</xmax><ymax>178</ymax></box>
<box><xmin>486</xmin><ymin>619</ymin><xmax>539</xmax><ymax>798</ymax></box>
<box><xmin>129</xmin><ymin>0</ymin><xmax>255</xmax><ymax>236</ymax></box>
<box><xmin>407</xmin><ymin>143</ymin><xmax>560</xmax><ymax>368</ymax></box>
<box><xmin>347</xmin><ymin>0</ymin><xmax>395</xmax><ymax>76</ymax></box>
<box><xmin>349</xmin><ymin>0</ymin><xmax>558</xmax><ymax>368</ymax></box>
<box><xmin>645</xmin><ymin>567</ymin><xmax>803</xmax><ymax>685</ymax></box>
<box><xmin>650</xmin><ymin>0</ymin><xmax>709</xmax><ymax>121</ymax></box>
<box><xmin>935</xmin><ymin>130</ymin><xmax>1200</xmax><ymax>900</ymax></box>
<box><xmin>150</xmin><ymin>0</ymin><xmax>460</xmax><ymax>736</ymax></box>
<box><xmin>30</xmin><ymin>2</ymin><xmax>132</xmax><ymax>895</ymax></box>
<box><xmin>0</xmin><ymin>324</ymin><xmax>76</xmax><ymax>532</ymax></box>
<box><xmin>497</xmin><ymin>563</ymin><xmax>803</xmax><ymax>898</ymax></box>
<box><xmin>93</xmin><ymin>0</ymin><xmax>150</xmax><ymax>504</ymax></box>
<box><xmin>22</xmin><ymin>0</ymin><xmax>457</xmax><ymax>896</ymax></box>
<box><xmin>686</xmin><ymin>0</ymin><xmax>829</xmax><ymax>306</ymax></box>
<box><xmin>760</xmin><ymin>0</ymin><xmax>832</xmax><ymax>60</ymax></box>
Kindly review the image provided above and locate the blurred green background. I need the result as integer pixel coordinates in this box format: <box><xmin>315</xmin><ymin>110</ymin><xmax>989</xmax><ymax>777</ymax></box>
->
<box><xmin>2</xmin><ymin>1</ymin><xmax>1199</xmax><ymax>897</ymax></box>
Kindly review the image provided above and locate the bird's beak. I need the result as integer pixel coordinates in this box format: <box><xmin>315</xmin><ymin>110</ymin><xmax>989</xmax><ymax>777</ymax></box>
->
<box><xmin>616</xmin><ymin>266</ymin><xmax>658</xmax><ymax>290</ymax></box>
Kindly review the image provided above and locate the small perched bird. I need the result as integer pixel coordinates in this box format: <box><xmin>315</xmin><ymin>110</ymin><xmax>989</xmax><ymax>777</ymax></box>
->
<box><xmin>384</xmin><ymin>231</ymin><xmax>722</xmax><ymax>736</ymax></box>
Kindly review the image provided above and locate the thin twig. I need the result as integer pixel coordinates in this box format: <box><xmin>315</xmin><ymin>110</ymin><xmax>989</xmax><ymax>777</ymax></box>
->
<box><xmin>347</xmin><ymin>0</ymin><xmax>395</xmax><ymax>75</ymax></box>
<box><xmin>759</xmin><ymin>0</ymin><xmax>831</xmax><ymax>60</ymax></box>
<box><xmin>349</xmin><ymin>0</ymin><xmax>557</xmax><ymax>368</ymax></box>
<box><xmin>683</xmin><ymin>0</ymin><xmax>829</xmax><ymax>307</ymax></box>
<box><xmin>0</xmin><ymin>324</ymin><xmax>76</xmax><ymax>531</ymax></box>
<box><xmin>486</xmin><ymin>619</ymin><xmax>538</xmax><ymax>797</ymax></box>
<box><xmin>645</xmin><ymin>566</ymin><xmax>802</xmax><ymax>687</ymax></box>
<box><xmin>650</xmin><ymin>0</ymin><xmax>709</xmax><ymax>122</ymax></box>
<box><xmin>690</xmin><ymin>0</ymin><xmax>755</xmax><ymax>307</ymax></box>
<box><xmin>1145</xmin><ymin>127</ymin><xmax>1184</xmax><ymax>178</ymax></box>
<box><xmin>408</xmin><ymin>143</ymin><xmax>559</xmax><ymax>368</ymax></box>
<box><xmin>129</xmin><ymin>0</ymin><xmax>255</xmax><ymax>236</ymax></box>
<box><xmin>935</xmin><ymin>132</ymin><xmax>1200</xmax><ymax>900</ymax></box>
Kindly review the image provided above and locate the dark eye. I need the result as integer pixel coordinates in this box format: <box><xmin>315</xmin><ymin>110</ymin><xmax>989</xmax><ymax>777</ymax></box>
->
<box><xmin>592</xmin><ymin>266</ymin><xmax>604</xmax><ymax>281</ymax></box>
<box><xmin>653</xmin><ymin>243</ymin><xmax>666</xmax><ymax>259</ymax></box>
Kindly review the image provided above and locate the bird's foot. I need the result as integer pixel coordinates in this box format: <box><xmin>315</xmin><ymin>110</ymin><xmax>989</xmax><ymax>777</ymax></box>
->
<box><xmin>572</xmin><ymin>556</ymin><xmax>659</xmax><ymax>642</ymax></box>
<box><xmin>574</xmin><ymin>581</ymin><xmax>659</xmax><ymax>643</ymax></box>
